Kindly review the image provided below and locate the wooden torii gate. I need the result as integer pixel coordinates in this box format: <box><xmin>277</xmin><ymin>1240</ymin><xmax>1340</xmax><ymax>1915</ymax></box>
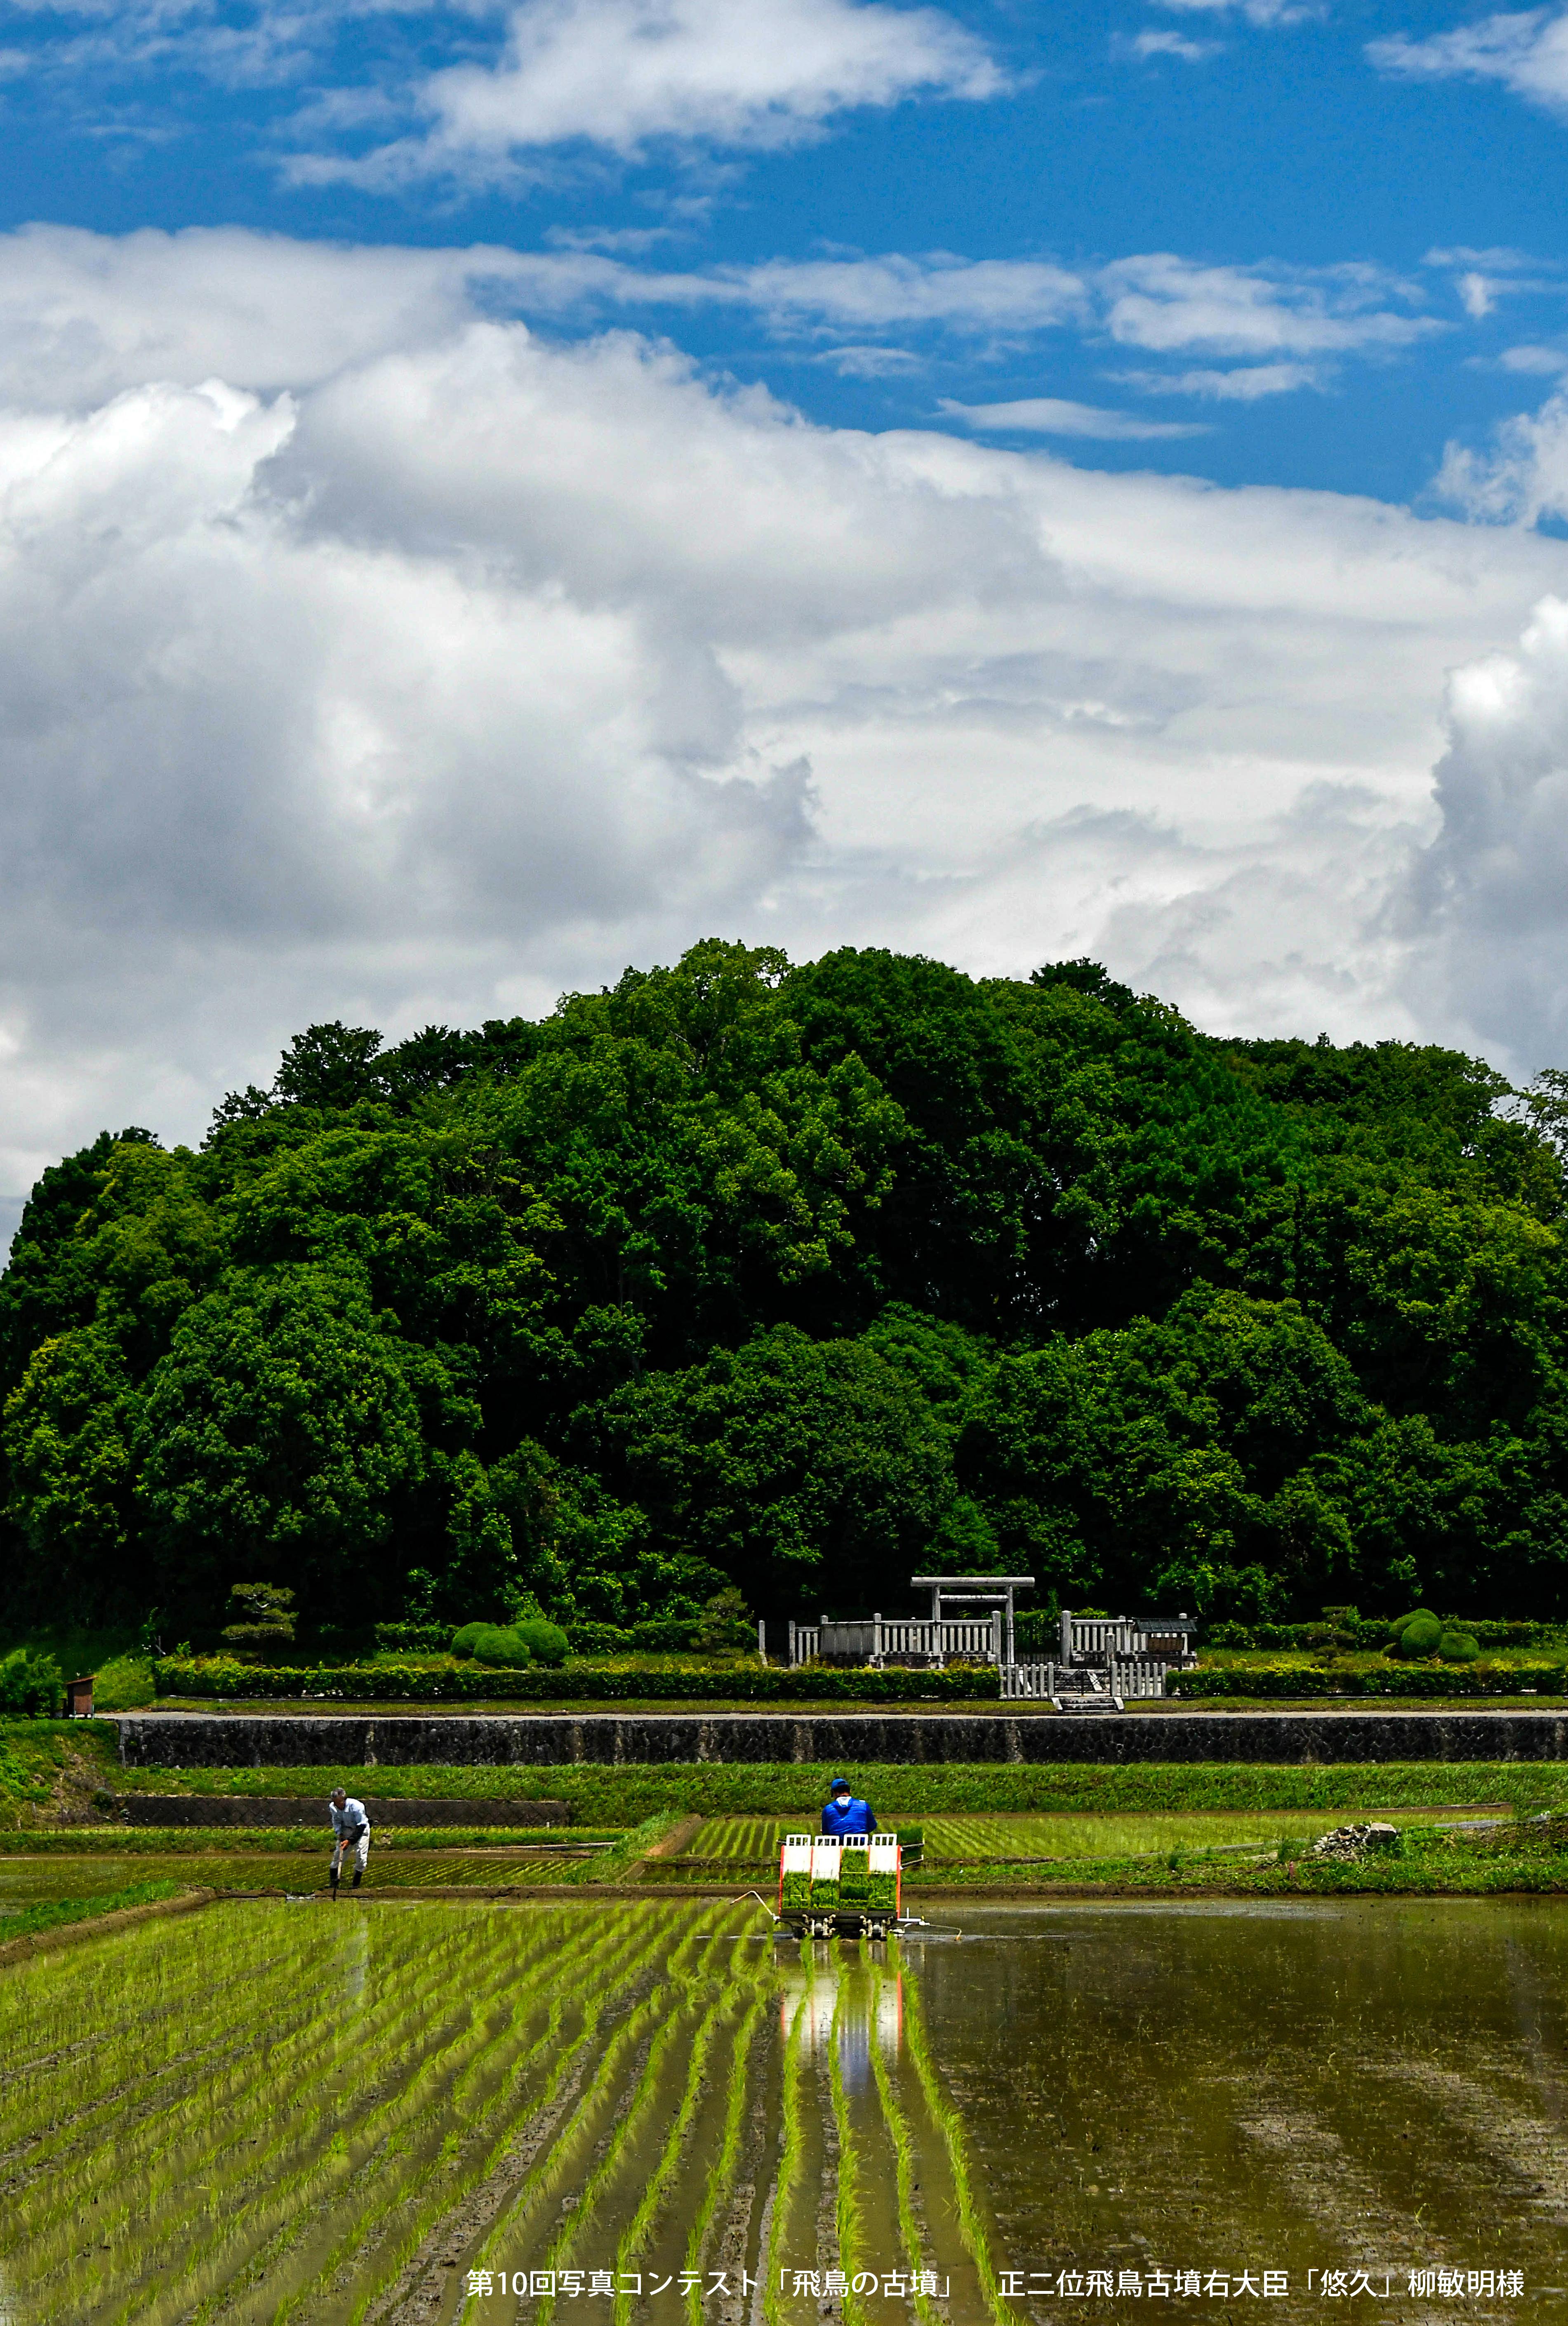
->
<box><xmin>907</xmin><ymin>1574</ymin><xmax>1035</xmax><ymax>1669</ymax></box>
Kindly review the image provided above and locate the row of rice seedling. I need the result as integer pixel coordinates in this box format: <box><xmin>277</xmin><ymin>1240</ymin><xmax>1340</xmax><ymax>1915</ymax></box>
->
<box><xmin>270</xmin><ymin>1909</ymin><xmax>670</xmax><ymax>2324</ymax></box>
<box><xmin>471</xmin><ymin>1905</ymin><xmax>779</xmax><ymax>2320</ymax></box>
<box><xmin>3</xmin><ymin>1898</ymin><xmax>1014</xmax><ymax>2325</ymax></box>
<box><xmin>4</xmin><ymin>1828</ymin><xmax>624</xmax><ymax>1855</ymax></box>
<box><xmin>683</xmin><ymin>1816</ymin><xmax>805</xmax><ymax>1859</ymax></box>
<box><xmin>899</xmin><ymin>1955</ymin><xmax>1010</xmax><ymax>2326</ymax></box>
<box><xmin>680</xmin><ymin>1992</ymin><xmax>765</xmax><ymax>2324</ymax></box>
<box><xmin>866</xmin><ymin>1962</ymin><xmax>943</xmax><ymax>2326</ymax></box>
<box><xmin>827</xmin><ymin>1978</ymin><xmax>871</xmax><ymax>2326</ymax></box>
<box><xmin>12</xmin><ymin>1908</ymin><xmax>537</xmax><ymax>2317</ymax></box>
<box><xmin>763</xmin><ymin>1951</ymin><xmax>817</xmax><ymax>2326</ymax></box>
<box><xmin>2</xmin><ymin>1905</ymin><xmax>671</xmax><ymax>2323</ymax></box>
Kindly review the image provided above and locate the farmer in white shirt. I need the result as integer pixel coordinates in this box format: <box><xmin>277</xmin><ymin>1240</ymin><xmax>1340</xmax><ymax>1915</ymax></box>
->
<box><xmin>328</xmin><ymin>1789</ymin><xmax>371</xmax><ymax>1896</ymax></box>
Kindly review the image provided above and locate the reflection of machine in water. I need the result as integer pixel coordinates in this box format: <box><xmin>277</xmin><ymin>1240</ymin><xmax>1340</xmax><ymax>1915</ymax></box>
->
<box><xmin>776</xmin><ymin>1832</ymin><xmax>905</xmax><ymax>1940</ymax></box>
<box><xmin>778</xmin><ymin>1953</ymin><xmax>903</xmax><ymax>2091</ymax></box>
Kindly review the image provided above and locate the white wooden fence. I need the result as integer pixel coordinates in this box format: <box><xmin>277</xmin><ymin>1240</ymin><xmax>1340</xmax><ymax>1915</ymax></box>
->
<box><xmin>1001</xmin><ymin>1659</ymin><xmax>1172</xmax><ymax>1702</ymax></box>
<box><xmin>1059</xmin><ymin>1613</ymin><xmax>1196</xmax><ymax>1667</ymax></box>
<box><xmin>789</xmin><ymin>1616</ymin><xmax>1002</xmax><ymax>1667</ymax></box>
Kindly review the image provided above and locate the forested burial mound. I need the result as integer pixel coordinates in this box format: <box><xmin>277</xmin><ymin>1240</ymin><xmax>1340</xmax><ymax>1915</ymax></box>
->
<box><xmin>4</xmin><ymin>937</ymin><xmax>1568</xmax><ymax>1646</ymax></box>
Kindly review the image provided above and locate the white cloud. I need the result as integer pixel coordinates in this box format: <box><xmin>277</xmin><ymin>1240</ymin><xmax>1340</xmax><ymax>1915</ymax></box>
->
<box><xmin>1122</xmin><ymin>29</ymin><xmax>1219</xmax><ymax>60</ymax></box>
<box><xmin>0</xmin><ymin>226</ymin><xmax>1564</xmax><ymax>1198</ymax></box>
<box><xmin>939</xmin><ymin>395</ymin><xmax>1208</xmax><ymax>439</ymax></box>
<box><xmin>1424</xmin><ymin>244</ymin><xmax>1537</xmax><ymax>270</ymax></box>
<box><xmin>1116</xmin><ymin>360</ymin><xmax>1319</xmax><ymax>398</ymax></box>
<box><xmin>1099</xmin><ymin>254</ymin><xmax>1441</xmax><ymax>356</ymax></box>
<box><xmin>731</xmin><ymin>252</ymin><xmax>1084</xmax><ymax>332</ymax></box>
<box><xmin>1498</xmin><ymin>342</ymin><xmax>1568</xmax><ymax>372</ymax></box>
<box><xmin>315</xmin><ymin>0</ymin><xmax>1001</xmax><ymax>181</ymax></box>
<box><xmin>0</xmin><ymin>226</ymin><xmax>1439</xmax><ymax>401</ymax></box>
<box><xmin>1403</xmin><ymin>595</ymin><xmax>1568</xmax><ymax>1068</ymax></box>
<box><xmin>0</xmin><ymin>223</ymin><xmax>560</xmax><ymax>406</ymax></box>
<box><xmin>1153</xmin><ymin>0</ymin><xmax>1318</xmax><ymax>23</ymax></box>
<box><xmin>1370</xmin><ymin>10</ymin><xmax>1568</xmax><ymax>114</ymax></box>
<box><xmin>4</xmin><ymin>0</ymin><xmax>334</xmax><ymax>90</ymax></box>
<box><xmin>1434</xmin><ymin>381</ymin><xmax>1568</xmax><ymax>520</ymax></box>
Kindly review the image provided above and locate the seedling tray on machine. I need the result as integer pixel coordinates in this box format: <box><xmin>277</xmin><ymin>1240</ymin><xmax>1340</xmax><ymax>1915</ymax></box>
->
<box><xmin>777</xmin><ymin>1831</ymin><xmax>904</xmax><ymax>1939</ymax></box>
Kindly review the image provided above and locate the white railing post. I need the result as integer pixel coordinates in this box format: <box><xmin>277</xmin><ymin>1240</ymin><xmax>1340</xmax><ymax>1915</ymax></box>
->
<box><xmin>758</xmin><ymin>1619</ymin><xmax>766</xmax><ymax>1664</ymax></box>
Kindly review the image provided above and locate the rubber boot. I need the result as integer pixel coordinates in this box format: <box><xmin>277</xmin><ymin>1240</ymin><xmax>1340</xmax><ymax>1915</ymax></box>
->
<box><xmin>352</xmin><ymin>1870</ymin><xmax>362</xmax><ymax>1889</ymax></box>
<box><xmin>330</xmin><ymin>1862</ymin><xmax>340</xmax><ymax>1900</ymax></box>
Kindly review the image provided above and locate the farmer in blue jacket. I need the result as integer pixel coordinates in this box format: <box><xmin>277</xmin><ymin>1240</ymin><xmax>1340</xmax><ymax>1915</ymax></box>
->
<box><xmin>821</xmin><ymin>1777</ymin><xmax>877</xmax><ymax>1836</ymax></box>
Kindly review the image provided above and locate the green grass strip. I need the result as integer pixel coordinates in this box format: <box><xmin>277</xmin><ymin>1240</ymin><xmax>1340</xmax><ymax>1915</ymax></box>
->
<box><xmin>125</xmin><ymin>1759</ymin><xmax>1568</xmax><ymax>1820</ymax></box>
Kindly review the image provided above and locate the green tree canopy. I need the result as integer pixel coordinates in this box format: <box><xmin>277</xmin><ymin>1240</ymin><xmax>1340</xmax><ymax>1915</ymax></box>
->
<box><xmin>3</xmin><ymin>940</ymin><xmax>1565</xmax><ymax>1631</ymax></box>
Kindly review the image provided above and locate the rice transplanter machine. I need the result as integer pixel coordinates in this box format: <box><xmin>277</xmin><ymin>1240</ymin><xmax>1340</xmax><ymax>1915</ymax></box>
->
<box><xmin>777</xmin><ymin>1831</ymin><xmax>904</xmax><ymax>1939</ymax></box>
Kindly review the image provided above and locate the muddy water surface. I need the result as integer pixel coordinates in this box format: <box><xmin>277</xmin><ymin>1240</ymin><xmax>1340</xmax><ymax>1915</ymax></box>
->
<box><xmin>906</xmin><ymin>1899</ymin><xmax>1568</xmax><ymax>2317</ymax></box>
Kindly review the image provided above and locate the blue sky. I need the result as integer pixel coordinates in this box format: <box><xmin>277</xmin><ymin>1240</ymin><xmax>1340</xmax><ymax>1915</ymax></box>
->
<box><xmin>6</xmin><ymin>0</ymin><xmax>1568</xmax><ymax>1216</ymax></box>
<box><xmin>5</xmin><ymin>0</ymin><xmax>1568</xmax><ymax>500</ymax></box>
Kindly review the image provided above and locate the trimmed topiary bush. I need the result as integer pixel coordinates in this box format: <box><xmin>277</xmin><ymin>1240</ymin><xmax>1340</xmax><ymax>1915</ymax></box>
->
<box><xmin>447</xmin><ymin>1621</ymin><xmax>530</xmax><ymax>1665</ymax></box>
<box><xmin>1389</xmin><ymin>1611</ymin><xmax>1443</xmax><ymax>1657</ymax></box>
<box><xmin>1439</xmin><ymin>1629</ymin><xmax>1480</xmax><ymax>1662</ymax></box>
<box><xmin>469</xmin><ymin>1624</ymin><xmax>530</xmax><ymax>1667</ymax></box>
<box><xmin>512</xmin><ymin>1618</ymin><xmax>568</xmax><ymax>1668</ymax></box>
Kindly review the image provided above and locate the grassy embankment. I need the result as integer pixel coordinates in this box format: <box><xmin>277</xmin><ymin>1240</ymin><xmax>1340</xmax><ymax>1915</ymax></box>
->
<box><xmin>7</xmin><ymin>1716</ymin><xmax>1568</xmax><ymax>1908</ymax></box>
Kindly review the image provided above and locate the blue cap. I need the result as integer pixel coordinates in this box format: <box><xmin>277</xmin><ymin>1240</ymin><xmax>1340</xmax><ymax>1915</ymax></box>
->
<box><xmin>827</xmin><ymin>1777</ymin><xmax>850</xmax><ymax>1793</ymax></box>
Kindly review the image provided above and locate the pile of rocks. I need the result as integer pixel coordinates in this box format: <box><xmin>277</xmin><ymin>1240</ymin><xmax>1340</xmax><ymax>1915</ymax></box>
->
<box><xmin>1309</xmin><ymin>1821</ymin><xmax>1400</xmax><ymax>1859</ymax></box>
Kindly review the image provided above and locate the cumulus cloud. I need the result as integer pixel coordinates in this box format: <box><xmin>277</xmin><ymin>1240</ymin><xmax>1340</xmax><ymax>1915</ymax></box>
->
<box><xmin>1434</xmin><ymin>382</ymin><xmax>1568</xmax><ymax>519</ymax></box>
<box><xmin>304</xmin><ymin>0</ymin><xmax>1001</xmax><ymax>182</ymax></box>
<box><xmin>1403</xmin><ymin>595</ymin><xmax>1568</xmax><ymax>1068</ymax></box>
<box><xmin>1370</xmin><ymin>9</ymin><xmax>1568</xmax><ymax>114</ymax></box>
<box><xmin>939</xmin><ymin>395</ymin><xmax>1208</xmax><ymax>439</ymax></box>
<box><xmin>0</xmin><ymin>226</ymin><xmax>1565</xmax><ymax>1209</ymax></box>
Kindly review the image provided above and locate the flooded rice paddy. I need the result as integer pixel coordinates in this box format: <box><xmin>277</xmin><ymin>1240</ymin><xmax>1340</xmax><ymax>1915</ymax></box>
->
<box><xmin>1</xmin><ymin>1896</ymin><xmax>1564</xmax><ymax>2324</ymax></box>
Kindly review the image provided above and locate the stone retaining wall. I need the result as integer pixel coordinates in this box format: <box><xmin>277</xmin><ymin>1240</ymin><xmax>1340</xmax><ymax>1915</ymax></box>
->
<box><xmin>113</xmin><ymin>1710</ymin><xmax>1568</xmax><ymax>1767</ymax></box>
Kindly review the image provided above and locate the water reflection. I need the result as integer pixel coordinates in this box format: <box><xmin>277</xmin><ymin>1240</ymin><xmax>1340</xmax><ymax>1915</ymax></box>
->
<box><xmin>778</xmin><ymin>1948</ymin><xmax>903</xmax><ymax>2089</ymax></box>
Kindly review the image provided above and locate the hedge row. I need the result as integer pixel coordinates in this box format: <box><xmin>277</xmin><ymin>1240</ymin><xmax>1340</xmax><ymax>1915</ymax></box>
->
<box><xmin>151</xmin><ymin>1658</ymin><xmax>1002</xmax><ymax>1703</ymax></box>
<box><xmin>1203</xmin><ymin>1618</ymin><xmax>1566</xmax><ymax>1651</ymax></box>
<box><xmin>1173</xmin><ymin>1663</ymin><xmax>1567</xmax><ymax>1699</ymax></box>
